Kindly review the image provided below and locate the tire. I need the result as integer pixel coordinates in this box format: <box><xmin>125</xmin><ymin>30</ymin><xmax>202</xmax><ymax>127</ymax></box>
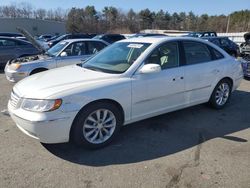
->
<box><xmin>209</xmin><ymin>79</ymin><xmax>232</xmax><ymax>109</ymax></box>
<box><xmin>71</xmin><ymin>102</ymin><xmax>123</xmax><ymax>149</ymax></box>
<box><xmin>30</xmin><ymin>68</ymin><xmax>47</xmax><ymax>75</ymax></box>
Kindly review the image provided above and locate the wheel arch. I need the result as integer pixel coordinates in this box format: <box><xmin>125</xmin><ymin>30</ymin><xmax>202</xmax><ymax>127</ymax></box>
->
<box><xmin>69</xmin><ymin>98</ymin><xmax>125</xmax><ymax>141</ymax></box>
<box><xmin>221</xmin><ymin>77</ymin><xmax>233</xmax><ymax>89</ymax></box>
<box><xmin>209</xmin><ymin>76</ymin><xmax>234</xmax><ymax>100</ymax></box>
<box><xmin>29</xmin><ymin>67</ymin><xmax>48</xmax><ymax>75</ymax></box>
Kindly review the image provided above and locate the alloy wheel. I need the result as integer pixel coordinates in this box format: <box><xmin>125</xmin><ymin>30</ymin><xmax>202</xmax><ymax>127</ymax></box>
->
<box><xmin>83</xmin><ymin>109</ymin><xmax>116</xmax><ymax>144</ymax></box>
<box><xmin>215</xmin><ymin>83</ymin><xmax>230</xmax><ymax>106</ymax></box>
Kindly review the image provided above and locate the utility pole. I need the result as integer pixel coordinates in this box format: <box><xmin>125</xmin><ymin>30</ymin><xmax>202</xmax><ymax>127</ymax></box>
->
<box><xmin>226</xmin><ymin>15</ymin><xmax>230</xmax><ymax>33</ymax></box>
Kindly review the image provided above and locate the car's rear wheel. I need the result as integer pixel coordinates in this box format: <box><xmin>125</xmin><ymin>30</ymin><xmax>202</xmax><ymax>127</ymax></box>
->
<box><xmin>209</xmin><ymin>79</ymin><xmax>232</xmax><ymax>109</ymax></box>
<box><xmin>71</xmin><ymin>102</ymin><xmax>122</xmax><ymax>149</ymax></box>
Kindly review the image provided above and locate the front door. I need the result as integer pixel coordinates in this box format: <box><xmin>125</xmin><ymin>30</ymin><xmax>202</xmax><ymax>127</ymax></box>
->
<box><xmin>56</xmin><ymin>41</ymin><xmax>90</xmax><ymax>67</ymax></box>
<box><xmin>131</xmin><ymin>42</ymin><xmax>185</xmax><ymax>120</ymax></box>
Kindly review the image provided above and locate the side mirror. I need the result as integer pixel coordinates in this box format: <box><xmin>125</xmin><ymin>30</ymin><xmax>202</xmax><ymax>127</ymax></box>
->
<box><xmin>139</xmin><ymin>64</ymin><xmax>161</xmax><ymax>74</ymax></box>
<box><xmin>60</xmin><ymin>52</ymin><xmax>67</xmax><ymax>57</ymax></box>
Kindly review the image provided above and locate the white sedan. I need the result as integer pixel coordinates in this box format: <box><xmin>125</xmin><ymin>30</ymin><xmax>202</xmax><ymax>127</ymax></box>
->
<box><xmin>8</xmin><ymin>37</ymin><xmax>243</xmax><ymax>149</ymax></box>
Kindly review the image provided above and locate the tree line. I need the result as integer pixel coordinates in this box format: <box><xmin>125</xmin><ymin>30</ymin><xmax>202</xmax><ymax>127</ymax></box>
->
<box><xmin>0</xmin><ymin>3</ymin><xmax>249</xmax><ymax>33</ymax></box>
<box><xmin>0</xmin><ymin>2</ymin><xmax>67</xmax><ymax>21</ymax></box>
<box><xmin>66</xmin><ymin>7</ymin><xmax>250</xmax><ymax>34</ymax></box>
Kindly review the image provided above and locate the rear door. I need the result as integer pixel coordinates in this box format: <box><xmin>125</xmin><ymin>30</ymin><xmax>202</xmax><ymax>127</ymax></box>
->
<box><xmin>182</xmin><ymin>41</ymin><xmax>225</xmax><ymax>104</ymax></box>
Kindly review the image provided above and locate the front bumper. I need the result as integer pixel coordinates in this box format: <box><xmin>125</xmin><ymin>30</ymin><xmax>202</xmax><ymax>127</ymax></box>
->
<box><xmin>4</xmin><ymin>65</ymin><xmax>29</xmax><ymax>82</ymax></box>
<box><xmin>8</xmin><ymin>101</ymin><xmax>78</xmax><ymax>144</ymax></box>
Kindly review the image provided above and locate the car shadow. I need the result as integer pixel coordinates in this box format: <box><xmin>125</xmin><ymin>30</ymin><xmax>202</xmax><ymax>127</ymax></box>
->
<box><xmin>43</xmin><ymin>90</ymin><xmax>250</xmax><ymax>166</ymax></box>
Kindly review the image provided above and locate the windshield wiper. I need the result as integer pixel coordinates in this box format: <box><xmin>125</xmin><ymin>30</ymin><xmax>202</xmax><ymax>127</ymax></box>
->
<box><xmin>84</xmin><ymin>66</ymin><xmax>105</xmax><ymax>72</ymax></box>
<box><xmin>84</xmin><ymin>66</ymin><xmax>123</xmax><ymax>74</ymax></box>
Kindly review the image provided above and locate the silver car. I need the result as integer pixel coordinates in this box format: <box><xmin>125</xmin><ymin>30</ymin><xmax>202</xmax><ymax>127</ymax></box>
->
<box><xmin>5</xmin><ymin>39</ymin><xmax>109</xmax><ymax>82</ymax></box>
<box><xmin>0</xmin><ymin>37</ymin><xmax>39</xmax><ymax>68</ymax></box>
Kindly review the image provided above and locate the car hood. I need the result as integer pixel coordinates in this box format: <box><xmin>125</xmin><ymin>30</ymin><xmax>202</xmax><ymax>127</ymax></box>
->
<box><xmin>17</xmin><ymin>27</ymin><xmax>46</xmax><ymax>53</ymax></box>
<box><xmin>14</xmin><ymin>65</ymin><xmax>120</xmax><ymax>99</ymax></box>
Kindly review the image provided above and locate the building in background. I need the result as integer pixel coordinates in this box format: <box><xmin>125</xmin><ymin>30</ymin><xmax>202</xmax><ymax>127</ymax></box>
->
<box><xmin>0</xmin><ymin>18</ymin><xmax>66</xmax><ymax>36</ymax></box>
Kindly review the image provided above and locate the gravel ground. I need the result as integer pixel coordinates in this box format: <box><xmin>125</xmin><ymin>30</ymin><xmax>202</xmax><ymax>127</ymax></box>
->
<box><xmin>0</xmin><ymin>71</ymin><xmax>249</xmax><ymax>188</ymax></box>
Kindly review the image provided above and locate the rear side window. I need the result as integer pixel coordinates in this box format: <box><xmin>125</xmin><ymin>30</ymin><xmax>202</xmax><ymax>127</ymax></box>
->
<box><xmin>0</xmin><ymin>39</ymin><xmax>16</xmax><ymax>46</ymax></box>
<box><xmin>16</xmin><ymin>40</ymin><xmax>29</xmax><ymax>46</ymax></box>
<box><xmin>183</xmin><ymin>41</ymin><xmax>212</xmax><ymax>65</ymax></box>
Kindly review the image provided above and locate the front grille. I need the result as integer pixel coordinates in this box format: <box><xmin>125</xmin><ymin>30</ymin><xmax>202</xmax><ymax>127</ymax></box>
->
<box><xmin>10</xmin><ymin>91</ymin><xmax>21</xmax><ymax>109</ymax></box>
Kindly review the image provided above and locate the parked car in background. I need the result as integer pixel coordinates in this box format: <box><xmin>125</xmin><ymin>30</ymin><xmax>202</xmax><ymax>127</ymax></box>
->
<box><xmin>0</xmin><ymin>32</ymin><xmax>23</xmax><ymax>38</ymax></box>
<box><xmin>0</xmin><ymin>37</ymin><xmax>40</xmax><ymax>68</ymax></box>
<box><xmin>240</xmin><ymin>56</ymin><xmax>250</xmax><ymax>78</ymax></box>
<box><xmin>47</xmin><ymin>33</ymin><xmax>92</xmax><ymax>47</ymax></box>
<box><xmin>38</xmin><ymin>34</ymin><xmax>54</xmax><ymax>42</ymax></box>
<box><xmin>240</xmin><ymin>32</ymin><xmax>250</xmax><ymax>57</ymax></box>
<box><xmin>203</xmin><ymin>37</ymin><xmax>239</xmax><ymax>57</ymax></box>
<box><xmin>5</xmin><ymin>39</ymin><xmax>109</xmax><ymax>82</ymax></box>
<box><xmin>184</xmin><ymin>31</ymin><xmax>217</xmax><ymax>38</ymax></box>
<box><xmin>93</xmin><ymin>34</ymin><xmax>125</xmax><ymax>44</ymax></box>
<box><xmin>130</xmin><ymin>33</ymin><xmax>167</xmax><ymax>38</ymax></box>
<box><xmin>8</xmin><ymin>37</ymin><xmax>243</xmax><ymax>149</ymax></box>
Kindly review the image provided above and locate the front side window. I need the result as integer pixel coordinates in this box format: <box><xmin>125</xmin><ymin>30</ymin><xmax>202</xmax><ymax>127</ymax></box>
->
<box><xmin>0</xmin><ymin>39</ymin><xmax>16</xmax><ymax>46</ymax></box>
<box><xmin>47</xmin><ymin>41</ymin><xmax>69</xmax><ymax>56</ymax></box>
<box><xmin>183</xmin><ymin>41</ymin><xmax>212</xmax><ymax>65</ymax></box>
<box><xmin>63</xmin><ymin>42</ymin><xmax>86</xmax><ymax>56</ymax></box>
<box><xmin>83</xmin><ymin>42</ymin><xmax>151</xmax><ymax>73</ymax></box>
<box><xmin>145</xmin><ymin>42</ymin><xmax>179</xmax><ymax>70</ymax></box>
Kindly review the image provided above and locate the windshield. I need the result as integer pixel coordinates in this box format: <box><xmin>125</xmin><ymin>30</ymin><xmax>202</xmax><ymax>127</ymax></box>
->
<box><xmin>47</xmin><ymin>41</ymin><xmax>69</xmax><ymax>56</ymax></box>
<box><xmin>83</xmin><ymin>42</ymin><xmax>151</xmax><ymax>74</ymax></box>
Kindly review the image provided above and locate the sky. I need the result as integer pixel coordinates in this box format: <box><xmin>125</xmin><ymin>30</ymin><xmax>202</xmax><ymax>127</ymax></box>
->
<box><xmin>1</xmin><ymin>0</ymin><xmax>250</xmax><ymax>15</ymax></box>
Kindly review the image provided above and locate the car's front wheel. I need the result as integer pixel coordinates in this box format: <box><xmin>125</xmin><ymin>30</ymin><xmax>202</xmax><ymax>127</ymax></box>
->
<box><xmin>71</xmin><ymin>102</ymin><xmax>123</xmax><ymax>149</ymax></box>
<box><xmin>209</xmin><ymin>79</ymin><xmax>232</xmax><ymax>109</ymax></box>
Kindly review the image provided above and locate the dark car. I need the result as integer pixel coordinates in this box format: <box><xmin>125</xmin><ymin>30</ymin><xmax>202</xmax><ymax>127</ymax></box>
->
<box><xmin>0</xmin><ymin>37</ymin><xmax>40</xmax><ymax>68</ymax></box>
<box><xmin>47</xmin><ymin>34</ymin><xmax>92</xmax><ymax>47</ymax></box>
<box><xmin>240</xmin><ymin>56</ymin><xmax>250</xmax><ymax>79</ymax></box>
<box><xmin>203</xmin><ymin>37</ymin><xmax>239</xmax><ymax>57</ymax></box>
<box><xmin>240</xmin><ymin>32</ymin><xmax>250</xmax><ymax>57</ymax></box>
<box><xmin>0</xmin><ymin>32</ymin><xmax>23</xmax><ymax>38</ymax></box>
<box><xmin>93</xmin><ymin>34</ymin><xmax>125</xmax><ymax>44</ymax></box>
<box><xmin>185</xmin><ymin>31</ymin><xmax>217</xmax><ymax>38</ymax></box>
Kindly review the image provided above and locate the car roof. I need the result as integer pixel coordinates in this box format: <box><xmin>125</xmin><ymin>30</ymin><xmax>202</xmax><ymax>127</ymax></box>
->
<box><xmin>120</xmin><ymin>36</ymin><xmax>205</xmax><ymax>43</ymax></box>
<box><xmin>0</xmin><ymin>36</ymin><xmax>30</xmax><ymax>42</ymax></box>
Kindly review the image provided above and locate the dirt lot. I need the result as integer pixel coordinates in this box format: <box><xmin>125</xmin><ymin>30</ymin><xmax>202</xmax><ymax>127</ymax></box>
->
<box><xmin>0</xmin><ymin>71</ymin><xmax>249</xmax><ymax>188</ymax></box>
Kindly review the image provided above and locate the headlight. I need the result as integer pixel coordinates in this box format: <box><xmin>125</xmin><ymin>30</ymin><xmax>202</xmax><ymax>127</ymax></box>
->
<box><xmin>9</xmin><ymin>63</ymin><xmax>21</xmax><ymax>70</ymax></box>
<box><xmin>21</xmin><ymin>99</ymin><xmax>62</xmax><ymax>112</ymax></box>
